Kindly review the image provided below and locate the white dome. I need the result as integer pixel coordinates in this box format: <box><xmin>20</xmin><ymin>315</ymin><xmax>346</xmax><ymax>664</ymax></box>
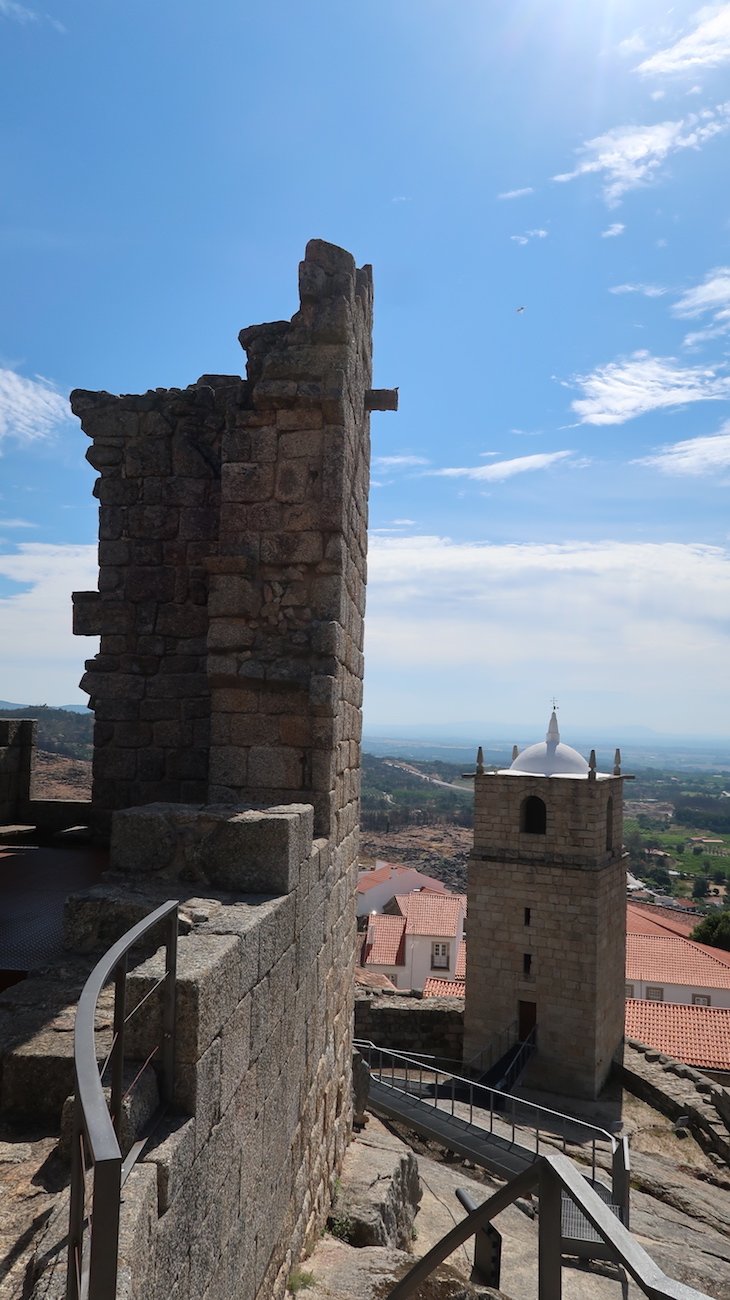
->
<box><xmin>506</xmin><ymin>711</ymin><xmax>590</xmax><ymax>777</ymax></box>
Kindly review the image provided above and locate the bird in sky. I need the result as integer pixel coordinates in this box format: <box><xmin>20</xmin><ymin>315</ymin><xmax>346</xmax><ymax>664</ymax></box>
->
<box><xmin>515</xmin><ymin>306</ymin><xmax>525</xmax><ymax>313</ymax></box>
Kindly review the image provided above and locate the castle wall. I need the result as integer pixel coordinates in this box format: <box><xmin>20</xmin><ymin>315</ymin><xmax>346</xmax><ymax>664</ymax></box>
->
<box><xmin>465</xmin><ymin>772</ymin><xmax>626</xmax><ymax>1099</ymax></box>
<box><xmin>0</xmin><ymin>719</ymin><xmax>35</xmax><ymax>822</ymax></box>
<box><xmin>71</xmin><ymin>239</ymin><xmax>377</xmax><ymax>847</ymax></box>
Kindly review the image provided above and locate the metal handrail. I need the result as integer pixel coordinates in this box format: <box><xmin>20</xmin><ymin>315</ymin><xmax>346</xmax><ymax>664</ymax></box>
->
<box><xmin>387</xmin><ymin>1151</ymin><xmax>711</xmax><ymax>1300</ymax></box>
<box><xmin>355</xmin><ymin>1039</ymin><xmax>616</xmax><ymax>1188</ymax></box>
<box><xmin>465</xmin><ymin>1019</ymin><xmax>519</xmax><ymax>1077</ymax></box>
<box><xmin>66</xmin><ymin>900</ymin><xmax>178</xmax><ymax>1300</ymax></box>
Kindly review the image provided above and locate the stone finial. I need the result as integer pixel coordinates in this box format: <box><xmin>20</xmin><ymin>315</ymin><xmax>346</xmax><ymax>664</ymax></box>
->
<box><xmin>613</xmin><ymin>748</ymin><xmax>622</xmax><ymax>776</ymax></box>
<box><xmin>512</xmin><ymin>744</ymin><xmax>519</xmax><ymax>762</ymax></box>
<box><xmin>588</xmin><ymin>749</ymin><xmax>597</xmax><ymax>781</ymax></box>
<box><xmin>476</xmin><ymin>746</ymin><xmax>484</xmax><ymax>775</ymax></box>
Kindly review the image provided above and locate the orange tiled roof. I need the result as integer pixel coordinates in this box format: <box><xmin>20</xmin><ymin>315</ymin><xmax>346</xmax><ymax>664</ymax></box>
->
<box><xmin>455</xmin><ymin>938</ymin><xmax>466</xmax><ymax>980</ymax></box>
<box><xmin>627</xmin><ymin>901</ymin><xmax>698</xmax><ymax>939</ymax></box>
<box><xmin>423</xmin><ymin>978</ymin><xmax>466</xmax><ymax>999</ymax></box>
<box><xmin>626</xmin><ymin>999</ymin><xmax>730</xmax><ymax>1072</ymax></box>
<box><xmin>360</xmin><ymin>914</ymin><xmax>406</xmax><ymax>967</ymax></box>
<box><xmin>357</xmin><ymin>865</ymin><xmax>446</xmax><ymax>895</ymax></box>
<box><xmin>394</xmin><ymin>892</ymin><xmax>467</xmax><ymax>938</ymax></box>
<box><xmin>354</xmin><ymin>967</ymin><xmax>398</xmax><ymax>991</ymax></box>
<box><xmin>626</xmin><ymin>934</ymin><xmax>730</xmax><ymax>989</ymax></box>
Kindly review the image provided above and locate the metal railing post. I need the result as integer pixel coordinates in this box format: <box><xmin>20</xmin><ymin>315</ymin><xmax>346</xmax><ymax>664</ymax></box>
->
<box><xmin>161</xmin><ymin>912</ymin><xmax>178</xmax><ymax>1106</ymax></box>
<box><xmin>110</xmin><ymin>954</ymin><xmax>127</xmax><ymax>1135</ymax></box>
<box><xmin>88</xmin><ymin>1156</ymin><xmax>123</xmax><ymax>1300</ymax></box>
<box><xmin>66</xmin><ymin>1105</ymin><xmax>85</xmax><ymax>1300</ymax></box>
<box><xmin>538</xmin><ymin>1163</ymin><xmax>562</xmax><ymax>1300</ymax></box>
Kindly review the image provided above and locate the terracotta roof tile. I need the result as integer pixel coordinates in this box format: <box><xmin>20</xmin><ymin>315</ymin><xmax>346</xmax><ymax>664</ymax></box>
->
<box><xmin>626</xmin><ymin>999</ymin><xmax>730</xmax><ymax>1072</ymax></box>
<box><xmin>394</xmin><ymin>892</ymin><xmax>467</xmax><ymax>938</ymax></box>
<box><xmin>357</xmin><ymin>865</ymin><xmax>446</xmax><ymax>895</ymax></box>
<box><xmin>626</xmin><ymin>901</ymin><xmax>698</xmax><ymax>939</ymax></box>
<box><xmin>360</xmin><ymin>914</ymin><xmax>406</xmax><ymax>967</ymax></box>
<box><xmin>455</xmin><ymin>939</ymin><xmax>466</xmax><ymax>980</ymax></box>
<box><xmin>423</xmin><ymin>978</ymin><xmax>466</xmax><ymax>999</ymax></box>
<box><xmin>626</xmin><ymin>934</ymin><xmax>730</xmax><ymax>989</ymax></box>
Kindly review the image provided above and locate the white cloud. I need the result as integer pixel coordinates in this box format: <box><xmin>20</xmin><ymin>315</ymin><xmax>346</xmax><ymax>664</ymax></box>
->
<box><xmin>371</xmin><ymin>455</ymin><xmax>430</xmax><ymax>469</ymax></box>
<box><xmin>498</xmin><ymin>187</ymin><xmax>534</xmax><ymax>200</ymax></box>
<box><xmin>570</xmin><ymin>351</ymin><xmax>730</xmax><ymax>424</ymax></box>
<box><xmin>672</xmin><ymin>266</ymin><xmax>730</xmax><ymax>346</ymax></box>
<box><xmin>428</xmin><ymin>451</ymin><xmax>574</xmax><ymax>483</ymax></box>
<box><xmin>0</xmin><ymin>517</ymin><xmax>38</xmax><ymax>527</ymax></box>
<box><xmin>637</xmin><ymin>6</ymin><xmax>730</xmax><ymax>76</ymax></box>
<box><xmin>601</xmin><ymin>223</ymin><xmax>626</xmax><ymax>237</ymax></box>
<box><xmin>634</xmin><ymin>422</ymin><xmax>730</xmax><ymax>476</ymax></box>
<box><xmin>553</xmin><ymin>102</ymin><xmax>730</xmax><ymax>205</ymax></box>
<box><xmin>609</xmin><ymin>282</ymin><xmax>667</xmax><ymax>297</ymax></box>
<box><xmin>365</xmin><ymin>536</ymin><xmax>730</xmax><ymax>732</ymax></box>
<box><xmin>0</xmin><ymin>0</ymin><xmax>37</xmax><ymax>21</ymax></box>
<box><xmin>650</xmin><ymin>89</ymin><xmax>666</xmax><ymax>100</ymax></box>
<box><xmin>0</xmin><ymin>543</ymin><xmax>98</xmax><ymax>703</ymax></box>
<box><xmin>617</xmin><ymin>32</ymin><xmax>649</xmax><ymax>57</ymax></box>
<box><xmin>511</xmin><ymin>229</ymin><xmax>547</xmax><ymax>245</ymax></box>
<box><xmin>0</xmin><ymin>368</ymin><xmax>71</xmax><ymax>445</ymax></box>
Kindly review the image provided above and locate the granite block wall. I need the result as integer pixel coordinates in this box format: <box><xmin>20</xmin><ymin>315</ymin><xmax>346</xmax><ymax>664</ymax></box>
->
<box><xmin>0</xmin><ymin>719</ymin><xmax>36</xmax><ymax>822</ymax></box>
<box><xmin>71</xmin><ymin>239</ymin><xmax>391</xmax><ymax>847</ymax></box>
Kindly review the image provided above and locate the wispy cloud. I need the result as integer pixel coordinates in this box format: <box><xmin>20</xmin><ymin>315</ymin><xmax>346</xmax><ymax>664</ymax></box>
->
<box><xmin>637</xmin><ymin>5</ymin><xmax>730</xmax><ymax>76</ymax></box>
<box><xmin>0</xmin><ymin>0</ymin><xmax>65</xmax><ymax>30</ymax></box>
<box><xmin>0</xmin><ymin>368</ymin><xmax>70</xmax><ymax>446</ymax></box>
<box><xmin>672</xmin><ymin>265</ymin><xmax>730</xmax><ymax>346</ymax></box>
<box><xmin>428</xmin><ymin>451</ymin><xmax>574</xmax><ymax>483</ymax></box>
<box><xmin>634</xmin><ymin>422</ymin><xmax>730</xmax><ymax>476</ymax></box>
<box><xmin>497</xmin><ymin>187</ymin><xmax>534</xmax><ymax>200</ymax></box>
<box><xmin>609</xmin><ymin>282</ymin><xmax>668</xmax><ymax>297</ymax></box>
<box><xmin>372</xmin><ymin>454</ymin><xmax>430</xmax><ymax>469</ymax></box>
<box><xmin>510</xmin><ymin>229</ymin><xmax>548</xmax><ymax>246</ymax></box>
<box><xmin>569</xmin><ymin>351</ymin><xmax>730</xmax><ymax>424</ymax></box>
<box><xmin>601</xmin><ymin>223</ymin><xmax>626</xmax><ymax>238</ymax></box>
<box><xmin>553</xmin><ymin>102</ymin><xmax>730</xmax><ymax>205</ymax></box>
<box><xmin>0</xmin><ymin>517</ymin><xmax>38</xmax><ymax>528</ymax></box>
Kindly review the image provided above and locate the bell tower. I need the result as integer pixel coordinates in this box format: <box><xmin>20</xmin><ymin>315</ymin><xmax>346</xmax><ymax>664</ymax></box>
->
<box><xmin>464</xmin><ymin>711</ymin><xmax>626</xmax><ymax>1100</ymax></box>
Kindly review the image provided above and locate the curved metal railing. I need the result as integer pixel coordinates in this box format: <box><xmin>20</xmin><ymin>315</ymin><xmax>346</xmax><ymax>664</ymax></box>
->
<box><xmin>66</xmin><ymin>900</ymin><xmax>178</xmax><ymax>1300</ymax></box>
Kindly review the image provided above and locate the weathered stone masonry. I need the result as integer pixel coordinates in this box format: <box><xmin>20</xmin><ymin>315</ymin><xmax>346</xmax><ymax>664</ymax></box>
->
<box><xmin>23</xmin><ymin>239</ymin><xmax>399</xmax><ymax>1300</ymax></box>
<box><xmin>71</xmin><ymin>238</ymin><xmax>394</xmax><ymax>851</ymax></box>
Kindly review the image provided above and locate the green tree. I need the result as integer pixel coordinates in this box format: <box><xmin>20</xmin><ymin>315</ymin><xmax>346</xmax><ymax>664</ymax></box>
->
<box><xmin>691</xmin><ymin>912</ymin><xmax>730</xmax><ymax>952</ymax></box>
<box><xmin>712</xmin><ymin>868</ymin><xmax>727</xmax><ymax>885</ymax></box>
<box><xmin>675</xmin><ymin>840</ymin><xmax>685</xmax><ymax>855</ymax></box>
<box><xmin>692</xmin><ymin>875</ymin><xmax>709</xmax><ymax>899</ymax></box>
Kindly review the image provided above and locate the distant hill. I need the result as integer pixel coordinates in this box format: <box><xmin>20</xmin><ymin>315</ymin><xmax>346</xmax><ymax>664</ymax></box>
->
<box><xmin>0</xmin><ymin>700</ymin><xmax>89</xmax><ymax>713</ymax></box>
<box><xmin>0</xmin><ymin>705</ymin><xmax>93</xmax><ymax>761</ymax></box>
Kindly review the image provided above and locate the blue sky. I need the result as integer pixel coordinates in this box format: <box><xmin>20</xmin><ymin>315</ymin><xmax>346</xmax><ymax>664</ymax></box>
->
<box><xmin>1</xmin><ymin>0</ymin><xmax>730</xmax><ymax>739</ymax></box>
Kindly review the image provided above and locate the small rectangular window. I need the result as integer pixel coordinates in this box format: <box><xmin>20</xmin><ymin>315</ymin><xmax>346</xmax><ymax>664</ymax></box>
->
<box><xmin>524</xmin><ymin>907</ymin><xmax>531</xmax><ymax>926</ymax></box>
<box><xmin>625</xmin><ymin>983</ymin><xmax>635</xmax><ymax>998</ymax></box>
<box><xmin>646</xmin><ymin>986</ymin><xmax>664</xmax><ymax>1001</ymax></box>
<box><xmin>523</xmin><ymin>953</ymin><xmax>532</xmax><ymax>977</ymax></box>
<box><xmin>692</xmin><ymin>994</ymin><xmax>711</xmax><ymax>1006</ymax></box>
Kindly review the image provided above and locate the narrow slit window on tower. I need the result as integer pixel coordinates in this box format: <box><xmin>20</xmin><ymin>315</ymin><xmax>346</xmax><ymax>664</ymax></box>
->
<box><xmin>520</xmin><ymin>795</ymin><xmax>546</xmax><ymax>835</ymax></box>
<box><xmin>524</xmin><ymin>907</ymin><xmax>531</xmax><ymax>926</ymax></box>
<box><xmin>523</xmin><ymin>953</ymin><xmax>532</xmax><ymax>977</ymax></box>
<box><xmin>606</xmin><ymin>795</ymin><xmax>614</xmax><ymax>850</ymax></box>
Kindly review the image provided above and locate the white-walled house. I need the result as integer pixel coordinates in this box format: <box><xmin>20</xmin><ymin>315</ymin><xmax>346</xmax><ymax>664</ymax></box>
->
<box><xmin>625</xmin><ymin>934</ymin><xmax>730</xmax><ymax>1009</ymax></box>
<box><xmin>360</xmin><ymin>891</ymin><xmax>466</xmax><ymax>992</ymax></box>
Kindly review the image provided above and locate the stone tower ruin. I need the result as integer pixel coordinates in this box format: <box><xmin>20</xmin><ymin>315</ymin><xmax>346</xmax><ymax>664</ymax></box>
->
<box><xmin>71</xmin><ymin>238</ymin><xmax>396</xmax><ymax>844</ymax></box>
<box><xmin>464</xmin><ymin>712</ymin><xmax>627</xmax><ymax>1099</ymax></box>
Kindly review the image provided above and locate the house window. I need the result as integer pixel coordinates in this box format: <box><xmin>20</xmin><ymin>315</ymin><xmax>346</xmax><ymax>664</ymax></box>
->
<box><xmin>523</xmin><ymin>953</ymin><xmax>533</xmax><ymax>977</ymax></box>
<box><xmin>625</xmin><ymin>983</ymin><xmax>635</xmax><ymax>998</ymax></box>
<box><xmin>524</xmin><ymin>907</ymin><xmax>531</xmax><ymax>926</ymax></box>
<box><xmin>692</xmin><ymin>994</ymin><xmax>711</xmax><ymax>1006</ymax></box>
<box><xmin>520</xmin><ymin>795</ymin><xmax>546</xmax><ymax>835</ymax></box>
<box><xmin>646</xmin><ymin>986</ymin><xmax>664</xmax><ymax>1001</ymax></box>
<box><xmin>431</xmin><ymin>942</ymin><xmax>450</xmax><ymax>970</ymax></box>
